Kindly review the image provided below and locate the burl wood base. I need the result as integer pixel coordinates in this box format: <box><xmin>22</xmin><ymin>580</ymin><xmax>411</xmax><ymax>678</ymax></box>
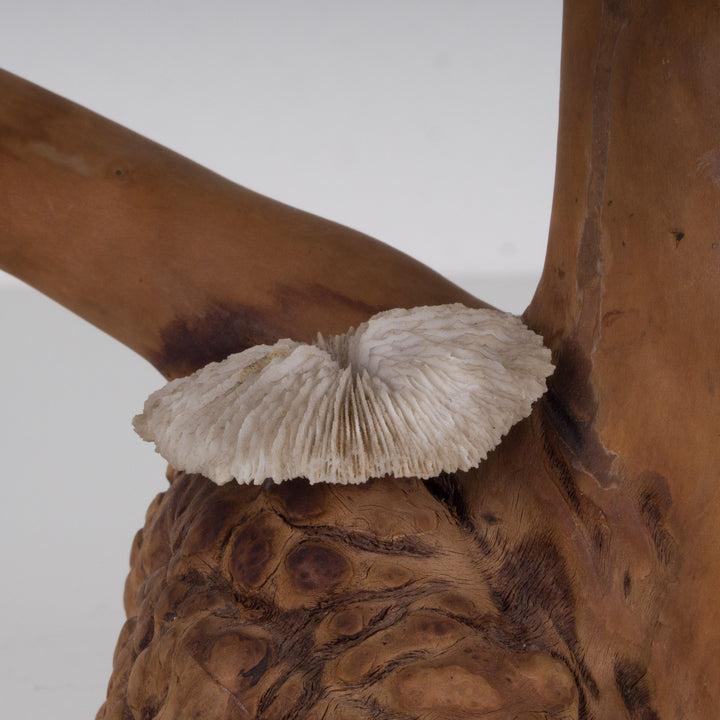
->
<box><xmin>101</xmin><ymin>457</ymin><xmax>589</xmax><ymax>719</ymax></box>
<box><xmin>98</xmin><ymin>402</ymin><xmax>677</xmax><ymax>719</ymax></box>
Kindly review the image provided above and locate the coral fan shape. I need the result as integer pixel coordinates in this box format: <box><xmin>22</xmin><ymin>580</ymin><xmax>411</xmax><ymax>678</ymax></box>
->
<box><xmin>134</xmin><ymin>304</ymin><xmax>553</xmax><ymax>484</ymax></box>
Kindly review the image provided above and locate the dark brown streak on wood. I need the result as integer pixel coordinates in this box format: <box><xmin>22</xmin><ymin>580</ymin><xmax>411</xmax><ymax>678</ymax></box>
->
<box><xmin>241</xmin><ymin>647</ymin><xmax>270</xmax><ymax>688</ymax></box>
<box><xmin>154</xmin><ymin>303</ymin><xmax>288</xmax><ymax>380</ymax></box>
<box><xmin>554</xmin><ymin>0</ymin><xmax>629</xmax><ymax>488</ymax></box>
<box><xmin>490</xmin><ymin>532</ymin><xmax>599</xmax><ymax>702</ymax></box>
<box><xmin>576</xmin><ymin>0</ymin><xmax>628</xmax><ymax>297</ymax></box>
<box><xmin>623</xmin><ymin>570</ymin><xmax>632</xmax><ymax>598</ymax></box>
<box><xmin>537</xmin><ymin>400</ymin><xmax>613</xmax><ymax>558</ymax></box>
<box><xmin>636</xmin><ymin>471</ymin><xmax>678</xmax><ymax>569</ymax></box>
<box><xmin>538</xmin><ymin>402</ymin><xmax>584</xmax><ymax>515</ymax></box>
<box><xmin>614</xmin><ymin>658</ymin><xmax>661</xmax><ymax>720</ymax></box>
<box><xmin>315</xmin><ymin>579</ymin><xmax>450</xmax><ymax>618</ymax></box>
<box><xmin>276</xmin><ymin>517</ymin><xmax>438</xmax><ymax>558</ymax></box>
<box><xmin>549</xmin><ymin>650</ymin><xmax>593</xmax><ymax>720</ymax></box>
<box><xmin>363</xmin><ymin>651</ymin><xmax>429</xmax><ymax>685</ymax></box>
<box><xmin>255</xmin><ymin>600</ymin><xmax>414</xmax><ymax>717</ymax></box>
<box><xmin>423</xmin><ymin>472</ymin><xmax>472</xmax><ymax>529</ymax></box>
<box><xmin>545</xmin><ymin>341</ymin><xmax>618</xmax><ymax>489</ymax></box>
<box><xmin>424</xmin><ymin>472</ymin><xmax>492</xmax><ymax>554</ymax></box>
<box><xmin>153</xmin><ymin>281</ymin><xmax>417</xmax><ymax>381</ymax></box>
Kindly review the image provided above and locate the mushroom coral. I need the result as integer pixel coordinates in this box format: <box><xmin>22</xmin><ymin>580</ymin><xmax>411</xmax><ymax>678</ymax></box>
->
<box><xmin>134</xmin><ymin>303</ymin><xmax>553</xmax><ymax>484</ymax></box>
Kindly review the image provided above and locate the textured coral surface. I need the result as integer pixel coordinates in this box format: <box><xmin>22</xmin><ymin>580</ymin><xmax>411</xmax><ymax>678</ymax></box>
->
<box><xmin>97</xmin><ymin>465</ymin><xmax>583</xmax><ymax>720</ymax></box>
<box><xmin>134</xmin><ymin>305</ymin><xmax>552</xmax><ymax>486</ymax></box>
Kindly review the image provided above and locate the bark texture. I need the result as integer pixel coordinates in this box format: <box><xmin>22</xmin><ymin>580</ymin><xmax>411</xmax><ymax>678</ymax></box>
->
<box><xmin>98</xmin><ymin>408</ymin><xmax>677</xmax><ymax>719</ymax></box>
<box><xmin>102</xmin><ymin>464</ymin><xmax>584</xmax><ymax>720</ymax></box>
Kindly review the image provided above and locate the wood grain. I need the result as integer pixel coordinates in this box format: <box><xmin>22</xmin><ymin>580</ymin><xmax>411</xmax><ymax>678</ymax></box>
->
<box><xmin>3</xmin><ymin>0</ymin><xmax>719</xmax><ymax>717</ymax></box>
<box><xmin>0</xmin><ymin>68</ymin><xmax>479</xmax><ymax>380</ymax></box>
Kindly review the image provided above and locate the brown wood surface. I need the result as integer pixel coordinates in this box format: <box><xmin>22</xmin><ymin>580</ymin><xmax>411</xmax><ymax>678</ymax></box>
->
<box><xmin>2</xmin><ymin>0</ymin><xmax>719</xmax><ymax>718</ymax></box>
<box><xmin>0</xmin><ymin>68</ymin><xmax>479</xmax><ymax>380</ymax></box>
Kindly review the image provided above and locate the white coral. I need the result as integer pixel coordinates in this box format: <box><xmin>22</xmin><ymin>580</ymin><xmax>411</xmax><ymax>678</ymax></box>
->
<box><xmin>134</xmin><ymin>304</ymin><xmax>553</xmax><ymax>485</ymax></box>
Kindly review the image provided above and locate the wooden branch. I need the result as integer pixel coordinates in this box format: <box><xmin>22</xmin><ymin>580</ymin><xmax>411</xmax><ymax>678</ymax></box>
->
<box><xmin>0</xmin><ymin>69</ymin><xmax>480</xmax><ymax>380</ymax></box>
<box><xmin>4</xmin><ymin>0</ymin><xmax>720</xmax><ymax>717</ymax></box>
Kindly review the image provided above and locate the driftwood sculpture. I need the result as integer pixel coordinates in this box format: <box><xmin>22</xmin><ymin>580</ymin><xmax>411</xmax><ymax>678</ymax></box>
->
<box><xmin>1</xmin><ymin>0</ymin><xmax>718</xmax><ymax>717</ymax></box>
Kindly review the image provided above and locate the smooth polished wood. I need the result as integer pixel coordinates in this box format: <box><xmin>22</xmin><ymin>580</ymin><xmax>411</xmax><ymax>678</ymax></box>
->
<box><xmin>523</xmin><ymin>0</ymin><xmax>720</xmax><ymax>714</ymax></box>
<box><xmin>0</xmin><ymin>68</ymin><xmax>479</xmax><ymax>380</ymax></box>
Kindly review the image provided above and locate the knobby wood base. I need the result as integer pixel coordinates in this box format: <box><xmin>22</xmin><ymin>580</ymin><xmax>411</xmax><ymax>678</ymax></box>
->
<box><xmin>97</xmin><ymin>406</ymin><xmax>674</xmax><ymax>719</ymax></box>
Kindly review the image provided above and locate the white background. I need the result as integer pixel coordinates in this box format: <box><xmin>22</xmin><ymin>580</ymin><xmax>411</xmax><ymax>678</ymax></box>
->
<box><xmin>0</xmin><ymin>2</ymin><xmax>562</xmax><ymax>717</ymax></box>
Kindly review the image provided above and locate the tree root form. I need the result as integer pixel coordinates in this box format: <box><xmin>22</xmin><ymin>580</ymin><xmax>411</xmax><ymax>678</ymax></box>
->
<box><xmin>98</xmin><ymin>462</ymin><xmax>589</xmax><ymax>720</ymax></box>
